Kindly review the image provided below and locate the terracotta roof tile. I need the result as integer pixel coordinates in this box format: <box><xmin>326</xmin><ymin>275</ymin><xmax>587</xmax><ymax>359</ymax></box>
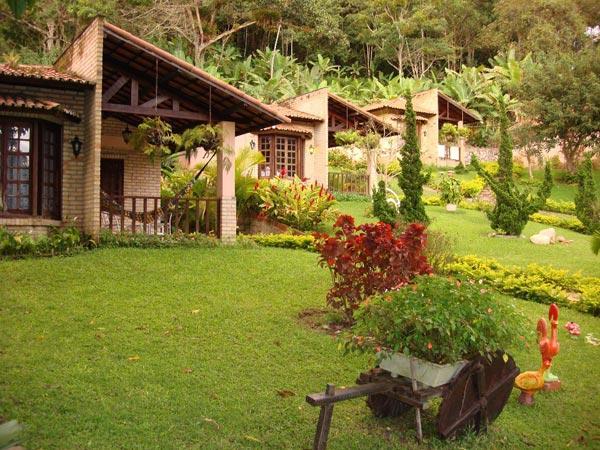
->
<box><xmin>0</xmin><ymin>64</ymin><xmax>92</xmax><ymax>85</ymax></box>
<box><xmin>0</xmin><ymin>94</ymin><xmax>81</xmax><ymax>122</ymax></box>
<box><xmin>259</xmin><ymin>123</ymin><xmax>314</xmax><ymax>137</ymax></box>
<box><xmin>365</xmin><ymin>97</ymin><xmax>436</xmax><ymax>116</ymax></box>
<box><xmin>270</xmin><ymin>104</ymin><xmax>323</xmax><ymax>122</ymax></box>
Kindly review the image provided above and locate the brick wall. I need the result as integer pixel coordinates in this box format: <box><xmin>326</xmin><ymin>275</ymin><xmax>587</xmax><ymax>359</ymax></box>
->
<box><xmin>55</xmin><ymin>17</ymin><xmax>104</xmax><ymax>237</ymax></box>
<box><xmin>101</xmin><ymin>117</ymin><xmax>161</xmax><ymax>202</ymax></box>
<box><xmin>0</xmin><ymin>83</ymin><xmax>87</xmax><ymax>233</ymax></box>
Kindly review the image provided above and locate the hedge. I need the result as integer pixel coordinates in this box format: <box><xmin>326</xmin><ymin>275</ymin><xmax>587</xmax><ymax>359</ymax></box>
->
<box><xmin>98</xmin><ymin>231</ymin><xmax>220</xmax><ymax>249</ymax></box>
<box><xmin>529</xmin><ymin>213</ymin><xmax>586</xmax><ymax>233</ymax></box>
<box><xmin>447</xmin><ymin>255</ymin><xmax>600</xmax><ymax>315</ymax></box>
<box><xmin>424</xmin><ymin>196</ymin><xmax>586</xmax><ymax>233</ymax></box>
<box><xmin>241</xmin><ymin>233</ymin><xmax>316</xmax><ymax>250</ymax></box>
<box><xmin>544</xmin><ymin>199</ymin><xmax>576</xmax><ymax>214</ymax></box>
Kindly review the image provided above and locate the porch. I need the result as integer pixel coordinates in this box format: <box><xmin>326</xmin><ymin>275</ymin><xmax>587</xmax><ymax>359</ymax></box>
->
<box><xmin>0</xmin><ymin>18</ymin><xmax>287</xmax><ymax>240</ymax></box>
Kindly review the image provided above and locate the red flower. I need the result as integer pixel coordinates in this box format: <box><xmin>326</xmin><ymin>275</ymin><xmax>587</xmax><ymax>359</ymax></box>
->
<box><xmin>279</xmin><ymin>167</ymin><xmax>287</xmax><ymax>177</ymax></box>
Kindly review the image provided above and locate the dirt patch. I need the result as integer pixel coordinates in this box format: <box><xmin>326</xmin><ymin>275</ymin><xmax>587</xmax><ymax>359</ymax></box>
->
<box><xmin>297</xmin><ymin>307</ymin><xmax>349</xmax><ymax>336</ymax></box>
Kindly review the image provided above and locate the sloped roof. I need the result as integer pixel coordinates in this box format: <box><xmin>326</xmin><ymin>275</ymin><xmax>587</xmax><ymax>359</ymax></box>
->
<box><xmin>269</xmin><ymin>104</ymin><xmax>323</xmax><ymax>122</ymax></box>
<box><xmin>364</xmin><ymin>97</ymin><xmax>436</xmax><ymax>116</ymax></box>
<box><xmin>99</xmin><ymin>21</ymin><xmax>289</xmax><ymax>134</ymax></box>
<box><xmin>259</xmin><ymin>123</ymin><xmax>313</xmax><ymax>137</ymax></box>
<box><xmin>0</xmin><ymin>64</ymin><xmax>92</xmax><ymax>88</ymax></box>
<box><xmin>0</xmin><ymin>94</ymin><xmax>81</xmax><ymax>122</ymax></box>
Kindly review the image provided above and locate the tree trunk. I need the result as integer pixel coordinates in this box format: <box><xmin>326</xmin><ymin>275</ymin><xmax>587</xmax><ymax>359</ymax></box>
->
<box><xmin>527</xmin><ymin>154</ymin><xmax>533</xmax><ymax>179</ymax></box>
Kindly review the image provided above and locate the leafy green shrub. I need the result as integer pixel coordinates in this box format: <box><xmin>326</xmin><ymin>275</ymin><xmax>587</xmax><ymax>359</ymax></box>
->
<box><xmin>372</xmin><ymin>180</ymin><xmax>398</xmax><ymax>225</ymax></box>
<box><xmin>328</xmin><ymin>148</ymin><xmax>355</xmax><ymax>171</ymax></box>
<box><xmin>348</xmin><ymin>275</ymin><xmax>527</xmax><ymax>364</ymax></box>
<box><xmin>0</xmin><ymin>227</ymin><xmax>86</xmax><ymax>258</ymax></box>
<box><xmin>255</xmin><ymin>176</ymin><xmax>336</xmax><ymax>231</ymax></box>
<box><xmin>544</xmin><ymin>199</ymin><xmax>576</xmax><ymax>214</ymax></box>
<box><xmin>438</xmin><ymin>175</ymin><xmax>462</xmax><ymax>205</ymax></box>
<box><xmin>424</xmin><ymin>229</ymin><xmax>455</xmax><ymax>273</ymax></box>
<box><xmin>575</xmin><ymin>154</ymin><xmax>600</xmax><ymax>233</ymax></box>
<box><xmin>243</xmin><ymin>233</ymin><xmax>315</xmax><ymax>250</ymax></box>
<box><xmin>460</xmin><ymin>176</ymin><xmax>486</xmax><ymax>198</ymax></box>
<box><xmin>471</xmin><ymin>112</ymin><xmax>553</xmax><ymax>235</ymax></box>
<box><xmin>529</xmin><ymin>213</ymin><xmax>587</xmax><ymax>233</ymax></box>
<box><xmin>99</xmin><ymin>231</ymin><xmax>219</xmax><ymax>249</ymax></box>
<box><xmin>446</xmin><ymin>255</ymin><xmax>600</xmax><ymax>315</ymax></box>
<box><xmin>454</xmin><ymin>161</ymin><xmax>468</xmax><ymax>173</ymax></box>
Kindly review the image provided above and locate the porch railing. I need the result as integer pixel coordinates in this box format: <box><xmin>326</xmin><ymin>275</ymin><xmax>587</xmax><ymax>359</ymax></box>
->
<box><xmin>100</xmin><ymin>195</ymin><xmax>220</xmax><ymax>237</ymax></box>
<box><xmin>328</xmin><ymin>172</ymin><xmax>369</xmax><ymax>196</ymax></box>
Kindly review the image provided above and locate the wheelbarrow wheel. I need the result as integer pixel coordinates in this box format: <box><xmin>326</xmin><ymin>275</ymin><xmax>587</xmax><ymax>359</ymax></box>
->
<box><xmin>437</xmin><ymin>351</ymin><xmax>519</xmax><ymax>439</ymax></box>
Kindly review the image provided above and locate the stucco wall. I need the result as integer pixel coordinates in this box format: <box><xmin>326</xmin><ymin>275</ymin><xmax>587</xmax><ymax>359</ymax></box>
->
<box><xmin>413</xmin><ymin>89</ymin><xmax>439</xmax><ymax>165</ymax></box>
<box><xmin>281</xmin><ymin>89</ymin><xmax>329</xmax><ymax>186</ymax></box>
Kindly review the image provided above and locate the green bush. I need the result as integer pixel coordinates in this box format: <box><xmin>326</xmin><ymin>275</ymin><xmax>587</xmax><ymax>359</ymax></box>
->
<box><xmin>460</xmin><ymin>176</ymin><xmax>486</xmax><ymax>198</ymax></box>
<box><xmin>529</xmin><ymin>213</ymin><xmax>587</xmax><ymax>233</ymax></box>
<box><xmin>255</xmin><ymin>176</ymin><xmax>336</xmax><ymax>231</ymax></box>
<box><xmin>575</xmin><ymin>154</ymin><xmax>600</xmax><ymax>233</ymax></box>
<box><xmin>446</xmin><ymin>255</ymin><xmax>600</xmax><ymax>315</ymax></box>
<box><xmin>242</xmin><ymin>233</ymin><xmax>315</xmax><ymax>250</ymax></box>
<box><xmin>348</xmin><ymin>275</ymin><xmax>527</xmax><ymax>364</ymax></box>
<box><xmin>544</xmin><ymin>199</ymin><xmax>576</xmax><ymax>214</ymax></box>
<box><xmin>438</xmin><ymin>175</ymin><xmax>462</xmax><ymax>205</ymax></box>
<box><xmin>328</xmin><ymin>148</ymin><xmax>355</xmax><ymax>171</ymax></box>
<box><xmin>98</xmin><ymin>231</ymin><xmax>219</xmax><ymax>249</ymax></box>
<box><xmin>0</xmin><ymin>227</ymin><xmax>86</xmax><ymax>258</ymax></box>
<box><xmin>372</xmin><ymin>180</ymin><xmax>398</xmax><ymax>225</ymax></box>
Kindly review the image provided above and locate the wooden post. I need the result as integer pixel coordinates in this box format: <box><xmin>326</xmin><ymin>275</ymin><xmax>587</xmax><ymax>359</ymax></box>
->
<box><xmin>313</xmin><ymin>384</ymin><xmax>336</xmax><ymax>450</ymax></box>
<box><xmin>409</xmin><ymin>358</ymin><xmax>423</xmax><ymax>443</ymax></box>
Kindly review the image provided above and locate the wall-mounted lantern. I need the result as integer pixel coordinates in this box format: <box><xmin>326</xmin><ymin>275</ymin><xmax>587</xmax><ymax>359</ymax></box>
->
<box><xmin>71</xmin><ymin>136</ymin><xmax>82</xmax><ymax>158</ymax></box>
<box><xmin>122</xmin><ymin>125</ymin><xmax>132</xmax><ymax>144</ymax></box>
<box><xmin>308</xmin><ymin>144</ymin><xmax>316</xmax><ymax>155</ymax></box>
<box><xmin>250</xmin><ymin>139</ymin><xmax>256</xmax><ymax>150</ymax></box>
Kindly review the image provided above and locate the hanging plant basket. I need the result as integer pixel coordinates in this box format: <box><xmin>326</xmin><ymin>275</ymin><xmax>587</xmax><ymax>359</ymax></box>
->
<box><xmin>130</xmin><ymin>116</ymin><xmax>176</xmax><ymax>161</ymax></box>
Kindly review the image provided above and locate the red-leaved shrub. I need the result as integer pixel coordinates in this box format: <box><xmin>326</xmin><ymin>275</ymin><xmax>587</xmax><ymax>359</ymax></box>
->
<box><xmin>314</xmin><ymin>215</ymin><xmax>432</xmax><ymax>320</ymax></box>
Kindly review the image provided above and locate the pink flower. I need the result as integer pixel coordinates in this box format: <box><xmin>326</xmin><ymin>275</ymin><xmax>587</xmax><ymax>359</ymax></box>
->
<box><xmin>565</xmin><ymin>321</ymin><xmax>580</xmax><ymax>336</ymax></box>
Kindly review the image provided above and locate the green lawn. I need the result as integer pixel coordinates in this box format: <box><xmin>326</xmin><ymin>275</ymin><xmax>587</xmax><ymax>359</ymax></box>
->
<box><xmin>335</xmin><ymin>201</ymin><xmax>599</xmax><ymax>277</ymax></box>
<box><xmin>1</xmin><ymin>248</ymin><xmax>599</xmax><ymax>449</ymax></box>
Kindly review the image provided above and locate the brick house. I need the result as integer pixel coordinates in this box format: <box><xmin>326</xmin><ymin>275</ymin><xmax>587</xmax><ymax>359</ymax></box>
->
<box><xmin>0</xmin><ymin>18</ymin><xmax>287</xmax><ymax>241</ymax></box>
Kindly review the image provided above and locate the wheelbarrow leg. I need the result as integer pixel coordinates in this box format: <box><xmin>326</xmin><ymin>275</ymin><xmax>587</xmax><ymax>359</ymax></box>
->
<box><xmin>409</xmin><ymin>358</ymin><xmax>423</xmax><ymax>443</ymax></box>
<box><xmin>313</xmin><ymin>384</ymin><xmax>336</xmax><ymax>450</ymax></box>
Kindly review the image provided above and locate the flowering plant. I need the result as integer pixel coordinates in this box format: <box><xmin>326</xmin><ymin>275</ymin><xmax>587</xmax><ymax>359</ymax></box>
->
<box><xmin>347</xmin><ymin>275</ymin><xmax>527</xmax><ymax>364</ymax></box>
<box><xmin>255</xmin><ymin>176</ymin><xmax>336</xmax><ymax>231</ymax></box>
<box><xmin>314</xmin><ymin>215</ymin><xmax>431</xmax><ymax>320</ymax></box>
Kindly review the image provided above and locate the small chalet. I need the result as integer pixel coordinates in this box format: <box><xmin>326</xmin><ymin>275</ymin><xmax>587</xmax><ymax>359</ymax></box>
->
<box><xmin>234</xmin><ymin>88</ymin><xmax>394</xmax><ymax>187</ymax></box>
<box><xmin>365</xmin><ymin>89</ymin><xmax>480</xmax><ymax>165</ymax></box>
<box><xmin>0</xmin><ymin>18</ymin><xmax>287</xmax><ymax>240</ymax></box>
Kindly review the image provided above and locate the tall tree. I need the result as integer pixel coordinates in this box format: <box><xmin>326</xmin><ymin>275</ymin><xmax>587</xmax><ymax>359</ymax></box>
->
<box><xmin>479</xmin><ymin>0</ymin><xmax>587</xmax><ymax>57</ymax></box>
<box><xmin>519</xmin><ymin>45</ymin><xmax>600</xmax><ymax>172</ymax></box>
<box><xmin>397</xmin><ymin>92</ymin><xmax>429</xmax><ymax>224</ymax></box>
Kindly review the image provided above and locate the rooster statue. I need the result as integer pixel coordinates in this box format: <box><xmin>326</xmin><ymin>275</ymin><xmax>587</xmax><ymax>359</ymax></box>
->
<box><xmin>514</xmin><ymin>304</ymin><xmax>560</xmax><ymax>405</ymax></box>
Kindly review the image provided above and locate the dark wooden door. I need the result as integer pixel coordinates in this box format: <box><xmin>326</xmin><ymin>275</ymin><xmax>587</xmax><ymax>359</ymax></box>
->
<box><xmin>100</xmin><ymin>158</ymin><xmax>124</xmax><ymax>202</ymax></box>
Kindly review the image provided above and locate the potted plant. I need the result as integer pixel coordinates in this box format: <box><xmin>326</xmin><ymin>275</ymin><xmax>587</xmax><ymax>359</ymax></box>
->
<box><xmin>439</xmin><ymin>174</ymin><xmax>462</xmax><ymax>212</ymax></box>
<box><xmin>346</xmin><ymin>275</ymin><xmax>526</xmax><ymax>387</ymax></box>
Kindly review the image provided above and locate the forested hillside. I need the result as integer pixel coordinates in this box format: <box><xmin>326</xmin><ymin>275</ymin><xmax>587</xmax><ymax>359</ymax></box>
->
<box><xmin>2</xmin><ymin>0</ymin><xmax>599</xmax><ymax>157</ymax></box>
